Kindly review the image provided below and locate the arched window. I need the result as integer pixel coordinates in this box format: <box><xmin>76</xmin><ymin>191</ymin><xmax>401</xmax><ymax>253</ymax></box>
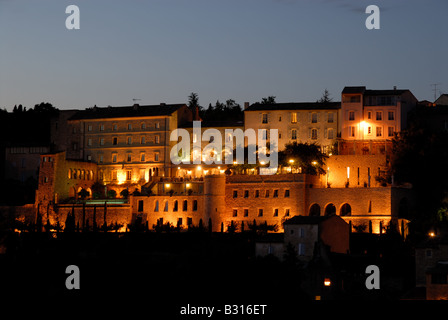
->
<box><xmin>309</xmin><ymin>203</ymin><xmax>321</xmax><ymax>216</ymax></box>
<box><xmin>164</xmin><ymin>201</ymin><xmax>169</xmax><ymax>212</ymax></box>
<box><xmin>193</xmin><ymin>200</ymin><xmax>198</xmax><ymax>211</ymax></box>
<box><xmin>154</xmin><ymin>200</ymin><xmax>159</xmax><ymax>212</ymax></box>
<box><xmin>324</xmin><ymin>203</ymin><xmax>336</xmax><ymax>216</ymax></box>
<box><xmin>340</xmin><ymin>203</ymin><xmax>352</xmax><ymax>216</ymax></box>
<box><xmin>173</xmin><ymin>200</ymin><xmax>178</xmax><ymax>212</ymax></box>
<box><xmin>183</xmin><ymin>200</ymin><xmax>188</xmax><ymax>212</ymax></box>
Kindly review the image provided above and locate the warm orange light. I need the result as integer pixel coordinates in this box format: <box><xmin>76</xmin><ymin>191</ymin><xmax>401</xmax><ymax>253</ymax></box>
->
<box><xmin>360</xmin><ymin>121</ymin><xmax>367</xmax><ymax>128</ymax></box>
<box><xmin>324</xmin><ymin>278</ymin><xmax>331</xmax><ymax>287</ymax></box>
<box><xmin>429</xmin><ymin>232</ymin><xmax>435</xmax><ymax>237</ymax></box>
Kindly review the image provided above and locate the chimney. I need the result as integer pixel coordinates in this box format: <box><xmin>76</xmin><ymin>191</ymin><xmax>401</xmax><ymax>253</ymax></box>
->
<box><xmin>393</xmin><ymin>86</ymin><xmax>397</xmax><ymax>91</ymax></box>
<box><xmin>133</xmin><ymin>103</ymin><xmax>139</xmax><ymax>110</ymax></box>
<box><xmin>244</xmin><ymin>102</ymin><xmax>250</xmax><ymax>110</ymax></box>
<box><xmin>193</xmin><ymin>105</ymin><xmax>201</xmax><ymax>121</ymax></box>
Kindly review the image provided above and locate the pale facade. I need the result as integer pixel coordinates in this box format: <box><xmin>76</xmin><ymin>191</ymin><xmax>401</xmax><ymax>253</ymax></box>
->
<box><xmin>244</xmin><ymin>102</ymin><xmax>340</xmax><ymax>154</ymax></box>
<box><xmin>67</xmin><ymin>103</ymin><xmax>192</xmax><ymax>185</ymax></box>
<box><xmin>341</xmin><ymin>86</ymin><xmax>417</xmax><ymax>141</ymax></box>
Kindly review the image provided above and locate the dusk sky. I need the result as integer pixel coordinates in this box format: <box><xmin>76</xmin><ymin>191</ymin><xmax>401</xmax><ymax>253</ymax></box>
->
<box><xmin>1</xmin><ymin>0</ymin><xmax>447</xmax><ymax>111</ymax></box>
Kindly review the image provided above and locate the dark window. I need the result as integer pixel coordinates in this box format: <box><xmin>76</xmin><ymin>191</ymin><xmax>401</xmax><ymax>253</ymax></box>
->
<box><xmin>273</xmin><ymin>190</ymin><xmax>279</xmax><ymax>198</ymax></box>
<box><xmin>244</xmin><ymin>190</ymin><xmax>249</xmax><ymax>198</ymax></box>
<box><xmin>138</xmin><ymin>200</ymin><xmax>144</xmax><ymax>212</ymax></box>
<box><xmin>193</xmin><ymin>200</ymin><xmax>198</xmax><ymax>211</ymax></box>
<box><xmin>233</xmin><ymin>209</ymin><xmax>238</xmax><ymax>217</ymax></box>
<box><xmin>244</xmin><ymin>209</ymin><xmax>249</xmax><ymax>217</ymax></box>
<box><xmin>233</xmin><ymin>190</ymin><xmax>238</xmax><ymax>198</ymax></box>
<box><xmin>173</xmin><ymin>200</ymin><xmax>178</xmax><ymax>212</ymax></box>
<box><xmin>258</xmin><ymin>209</ymin><xmax>263</xmax><ymax>217</ymax></box>
<box><xmin>183</xmin><ymin>200</ymin><xmax>188</xmax><ymax>211</ymax></box>
<box><xmin>273</xmin><ymin>208</ymin><xmax>279</xmax><ymax>217</ymax></box>
<box><xmin>284</xmin><ymin>189</ymin><xmax>290</xmax><ymax>197</ymax></box>
<box><xmin>255</xmin><ymin>190</ymin><xmax>260</xmax><ymax>198</ymax></box>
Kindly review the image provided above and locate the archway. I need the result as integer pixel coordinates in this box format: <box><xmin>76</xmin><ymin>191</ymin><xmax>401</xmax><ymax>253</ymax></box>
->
<box><xmin>324</xmin><ymin>203</ymin><xmax>336</xmax><ymax>216</ymax></box>
<box><xmin>309</xmin><ymin>203</ymin><xmax>321</xmax><ymax>216</ymax></box>
<box><xmin>340</xmin><ymin>203</ymin><xmax>352</xmax><ymax>216</ymax></box>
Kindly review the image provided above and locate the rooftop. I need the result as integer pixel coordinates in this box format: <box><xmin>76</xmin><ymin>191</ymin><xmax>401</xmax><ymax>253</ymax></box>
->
<box><xmin>342</xmin><ymin>86</ymin><xmax>410</xmax><ymax>96</ymax></box>
<box><xmin>245</xmin><ymin>101</ymin><xmax>340</xmax><ymax>112</ymax></box>
<box><xmin>68</xmin><ymin>103</ymin><xmax>186</xmax><ymax>121</ymax></box>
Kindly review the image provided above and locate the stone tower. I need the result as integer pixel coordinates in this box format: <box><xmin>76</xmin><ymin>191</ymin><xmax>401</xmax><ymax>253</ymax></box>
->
<box><xmin>204</xmin><ymin>174</ymin><xmax>226</xmax><ymax>232</ymax></box>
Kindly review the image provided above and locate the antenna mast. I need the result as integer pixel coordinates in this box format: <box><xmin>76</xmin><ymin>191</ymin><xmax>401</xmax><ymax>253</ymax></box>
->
<box><xmin>431</xmin><ymin>84</ymin><xmax>441</xmax><ymax>101</ymax></box>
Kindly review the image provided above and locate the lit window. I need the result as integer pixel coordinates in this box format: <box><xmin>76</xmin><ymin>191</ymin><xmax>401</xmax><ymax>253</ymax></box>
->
<box><xmin>291</xmin><ymin>112</ymin><xmax>297</xmax><ymax>123</ymax></box>
<box><xmin>126</xmin><ymin>170</ymin><xmax>132</xmax><ymax>180</ymax></box>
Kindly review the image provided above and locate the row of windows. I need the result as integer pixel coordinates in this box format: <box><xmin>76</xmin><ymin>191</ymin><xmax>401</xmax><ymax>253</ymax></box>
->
<box><xmin>233</xmin><ymin>189</ymin><xmax>290</xmax><ymax>198</ymax></box>
<box><xmin>261</xmin><ymin>112</ymin><xmax>335</xmax><ymax>124</ymax></box>
<box><xmin>84</xmin><ymin>121</ymin><xmax>162</xmax><ymax>133</ymax></box>
<box><xmin>145</xmin><ymin>199</ymin><xmax>198</xmax><ymax>212</ymax></box>
<box><xmin>68</xmin><ymin>169</ymin><xmax>95</xmax><ymax>180</ymax></box>
<box><xmin>348</xmin><ymin>126</ymin><xmax>395</xmax><ymax>137</ymax></box>
<box><xmin>87</xmin><ymin>135</ymin><xmax>161</xmax><ymax>147</ymax></box>
<box><xmin>348</xmin><ymin>110</ymin><xmax>395</xmax><ymax>121</ymax></box>
<box><xmin>232</xmin><ymin>208</ymin><xmax>290</xmax><ymax>218</ymax></box>
<box><xmin>109</xmin><ymin>152</ymin><xmax>159</xmax><ymax>163</ymax></box>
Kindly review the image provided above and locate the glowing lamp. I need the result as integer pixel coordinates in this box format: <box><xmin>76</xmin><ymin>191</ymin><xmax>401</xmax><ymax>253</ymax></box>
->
<box><xmin>324</xmin><ymin>278</ymin><xmax>331</xmax><ymax>287</ymax></box>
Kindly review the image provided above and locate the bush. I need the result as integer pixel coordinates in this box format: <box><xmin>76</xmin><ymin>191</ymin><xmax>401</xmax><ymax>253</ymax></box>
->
<box><xmin>107</xmin><ymin>189</ymin><xmax>117</xmax><ymax>199</ymax></box>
